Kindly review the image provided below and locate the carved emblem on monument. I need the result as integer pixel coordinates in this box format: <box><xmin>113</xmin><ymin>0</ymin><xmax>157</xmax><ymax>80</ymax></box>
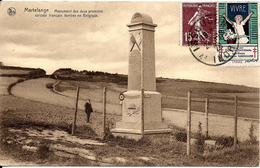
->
<box><xmin>124</xmin><ymin>102</ymin><xmax>141</xmax><ymax>116</ymax></box>
<box><xmin>130</xmin><ymin>32</ymin><xmax>142</xmax><ymax>52</ymax></box>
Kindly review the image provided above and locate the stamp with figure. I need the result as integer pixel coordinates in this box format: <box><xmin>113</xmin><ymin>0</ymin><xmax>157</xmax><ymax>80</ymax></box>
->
<box><xmin>181</xmin><ymin>2</ymin><xmax>259</xmax><ymax>67</ymax></box>
<box><xmin>218</xmin><ymin>2</ymin><xmax>259</xmax><ymax>66</ymax></box>
<box><xmin>181</xmin><ymin>3</ymin><xmax>217</xmax><ymax>46</ymax></box>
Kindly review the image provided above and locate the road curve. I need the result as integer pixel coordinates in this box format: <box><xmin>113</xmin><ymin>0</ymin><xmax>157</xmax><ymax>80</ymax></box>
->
<box><xmin>10</xmin><ymin>78</ymin><xmax>259</xmax><ymax>141</ymax></box>
<box><xmin>11</xmin><ymin>78</ymin><xmax>121</xmax><ymax>115</ymax></box>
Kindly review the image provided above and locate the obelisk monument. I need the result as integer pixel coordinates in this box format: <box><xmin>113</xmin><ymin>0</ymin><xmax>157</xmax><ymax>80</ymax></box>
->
<box><xmin>111</xmin><ymin>12</ymin><xmax>170</xmax><ymax>140</ymax></box>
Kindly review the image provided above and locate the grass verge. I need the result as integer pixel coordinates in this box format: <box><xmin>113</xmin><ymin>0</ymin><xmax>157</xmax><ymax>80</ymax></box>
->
<box><xmin>0</xmin><ymin>95</ymin><xmax>259</xmax><ymax>166</ymax></box>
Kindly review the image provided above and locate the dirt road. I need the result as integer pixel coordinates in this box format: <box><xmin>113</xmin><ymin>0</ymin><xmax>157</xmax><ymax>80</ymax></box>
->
<box><xmin>11</xmin><ymin>78</ymin><xmax>121</xmax><ymax>114</ymax></box>
<box><xmin>10</xmin><ymin>78</ymin><xmax>259</xmax><ymax>141</ymax></box>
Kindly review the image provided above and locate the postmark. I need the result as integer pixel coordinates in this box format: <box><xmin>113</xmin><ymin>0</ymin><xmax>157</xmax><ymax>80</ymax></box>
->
<box><xmin>7</xmin><ymin>7</ymin><xmax>16</xmax><ymax>16</ymax></box>
<box><xmin>188</xmin><ymin>14</ymin><xmax>239</xmax><ymax>66</ymax></box>
<box><xmin>182</xmin><ymin>3</ymin><xmax>238</xmax><ymax>66</ymax></box>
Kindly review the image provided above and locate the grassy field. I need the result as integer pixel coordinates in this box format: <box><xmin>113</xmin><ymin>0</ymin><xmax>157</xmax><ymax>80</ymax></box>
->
<box><xmin>0</xmin><ymin>68</ymin><xmax>259</xmax><ymax>165</ymax></box>
<box><xmin>0</xmin><ymin>66</ymin><xmax>46</xmax><ymax>78</ymax></box>
<box><xmin>0</xmin><ymin>69</ymin><xmax>31</xmax><ymax>75</ymax></box>
<box><xmin>55</xmin><ymin>78</ymin><xmax>259</xmax><ymax>119</ymax></box>
<box><xmin>0</xmin><ymin>95</ymin><xmax>259</xmax><ymax>166</ymax></box>
<box><xmin>159</xmin><ymin>79</ymin><xmax>259</xmax><ymax>119</ymax></box>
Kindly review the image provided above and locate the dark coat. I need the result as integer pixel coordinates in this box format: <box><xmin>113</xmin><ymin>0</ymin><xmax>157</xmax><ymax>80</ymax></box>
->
<box><xmin>84</xmin><ymin>102</ymin><xmax>93</xmax><ymax>113</ymax></box>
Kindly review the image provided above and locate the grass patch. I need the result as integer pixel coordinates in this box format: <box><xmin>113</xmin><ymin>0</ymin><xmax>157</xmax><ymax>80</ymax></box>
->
<box><xmin>0</xmin><ymin>95</ymin><xmax>259</xmax><ymax>166</ymax></box>
<box><xmin>198</xmin><ymin>145</ymin><xmax>259</xmax><ymax>166</ymax></box>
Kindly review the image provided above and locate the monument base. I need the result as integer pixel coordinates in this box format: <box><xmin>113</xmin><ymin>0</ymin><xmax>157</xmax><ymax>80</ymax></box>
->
<box><xmin>111</xmin><ymin>129</ymin><xmax>171</xmax><ymax>141</ymax></box>
<box><xmin>111</xmin><ymin>122</ymin><xmax>171</xmax><ymax>141</ymax></box>
<box><xmin>112</xmin><ymin>90</ymin><xmax>171</xmax><ymax>141</ymax></box>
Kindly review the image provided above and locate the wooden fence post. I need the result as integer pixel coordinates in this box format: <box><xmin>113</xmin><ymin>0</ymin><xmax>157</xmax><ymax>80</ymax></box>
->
<box><xmin>187</xmin><ymin>91</ymin><xmax>191</xmax><ymax>156</ymax></box>
<box><xmin>234</xmin><ymin>96</ymin><xmax>238</xmax><ymax>150</ymax></box>
<box><xmin>205</xmin><ymin>98</ymin><xmax>209</xmax><ymax>138</ymax></box>
<box><xmin>141</xmin><ymin>88</ymin><xmax>144</xmax><ymax>138</ymax></box>
<box><xmin>71</xmin><ymin>86</ymin><xmax>80</xmax><ymax>135</ymax></box>
<box><xmin>103</xmin><ymin>87</ymin><xmax>107</xmax><ymax>138</ymax></box>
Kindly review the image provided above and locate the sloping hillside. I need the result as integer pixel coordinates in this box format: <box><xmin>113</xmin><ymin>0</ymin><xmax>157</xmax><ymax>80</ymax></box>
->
<box><xmin>0</xmin><ymin>65</ymin><xmax>46</xmax><ymax>78</ymax></box>
<box><xmin>51</xmin><ymin>68</ymin><xmax>259</xmax><ymax>119</ymax></box>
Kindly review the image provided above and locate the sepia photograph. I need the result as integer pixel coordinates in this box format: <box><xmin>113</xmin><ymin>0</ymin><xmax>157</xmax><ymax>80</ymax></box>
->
<box><xmin>0</xmin><ymin>1</ymin><xmax>259</xmax><ymax>166</ymax></box>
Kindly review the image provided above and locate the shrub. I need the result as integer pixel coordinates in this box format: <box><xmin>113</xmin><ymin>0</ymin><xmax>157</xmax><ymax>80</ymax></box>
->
<box><xmin>29</xmin><ymin>69</ymin><xmax>46</xmax><ymax>76</ymax></box>
<box><xmin>174</xmin><ymin>132</ymin><xmax>187</xmax><ymax>142</ymax></box>
<box><xmin>249</xmin><ymin>122</ymin><xmax>257</xmax><ymax>144</ymax></box>
<box><xmin>17</xmin><ymin>79</ymin><xmax>25</xmax><ymax>83</ymax></box>
<box><xmin>103</xmin><ymin>126</ymin><xmax>115</xmax><ymax>141</ymax></box>
<box><xmin>37</xmin><ymin>141</ymin><xmax>50</xmax><ymax>159</ymax></box>
<box><xmin>137</xmin><ymin>137</ymin><xmax>151</xmax><ymax>146</ymax></box>
<box><xmin>195</xmin><ymin>122</ymin><xmax>205</xmax><ymax>154</ymax></box>
<box><xmin>46</xmin><ymin>83</ymin><xmax>54</xmax><ymax>89</ymax></box>
<box><xmin>215</xmin><ymin>136</ymin><xmax>234</xmax><ymax>147</ymax></box>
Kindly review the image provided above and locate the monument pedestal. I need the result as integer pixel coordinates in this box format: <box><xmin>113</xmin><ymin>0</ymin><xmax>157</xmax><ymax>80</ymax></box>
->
<box><xmin>111</xmin><ymin>91</ymin><xmax>171</xmax><ymax>140</ymax></box>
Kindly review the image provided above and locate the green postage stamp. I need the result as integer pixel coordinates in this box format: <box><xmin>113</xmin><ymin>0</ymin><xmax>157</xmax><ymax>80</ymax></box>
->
<box><xmin>219</xmin><ymin>2</ymin><xmax>258</xmax><ymax>66</ymax></box>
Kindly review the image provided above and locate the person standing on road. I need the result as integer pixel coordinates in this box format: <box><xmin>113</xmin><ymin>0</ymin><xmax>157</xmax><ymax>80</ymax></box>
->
<box><xmin>84</xmin><ymin>99</ymin><xmax>93</xmax><ymax>123</ymax></box>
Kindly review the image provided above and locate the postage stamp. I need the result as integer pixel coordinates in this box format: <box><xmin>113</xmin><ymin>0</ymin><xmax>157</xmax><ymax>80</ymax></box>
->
<box><xmin>181</xmin><ymin>3</ymin><xmax>217</xmax><ymax>46</ymax></box>
<box><xmin>181</xmin><ymin>2</ymin><xmax>259</xmax><ymax>66</ymax></box>
<box><xmin>218</xmin><ymin>2</ymin><xmax>259</xmax><ymax>66</ymax></box>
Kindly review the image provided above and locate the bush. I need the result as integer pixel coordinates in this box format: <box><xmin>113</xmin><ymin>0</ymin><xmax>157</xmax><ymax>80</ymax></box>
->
<box><xmin>17</xmin><ymin>79</ymin><xmax>25</xmax><ymax>83</ymax></box>
<box><xmin>215</xmin><ymin>136</ymin><xmax>235</xmax><ymax>147</ymax></box>
<box><xmin>174</xmin><ymin>132</ymin><xmax>187</xmax><ymax>142</ymax></box>
<box><xmin>37</xmin><ymin>141</ymin><xmax>50</xmax><ymax>159</ymax></box>
<box><xmin>29</xmin><ymin>69</ymin><xmax>46</xmax><ymax>76</ymax></box>
<box><xmin>46</xmin><ymin>83</ymin><xmax>54</xmax><ymax>89</ymax></box>
<box><xmin>249</xmin><ymin>122</ymin><xmax>257</xmax><ymax>144</ymax></box>
<box><xmin>103</xmin><ymin>126</ymin><xmax>115</xmax><ymax>141</ymax></box>
<box><xmin>195</xmin><ymin>122</ymin><xmax>205</xmax><ymax>154</ymax></box>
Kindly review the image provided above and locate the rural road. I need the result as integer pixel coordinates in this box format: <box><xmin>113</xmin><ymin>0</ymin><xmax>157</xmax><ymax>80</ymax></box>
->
<box><xmin>11</xmin><ymin>78</ymin><xmax>121</xmax><ymax>114</ymax></box>
<box><xmin>11</xmin><ymin>78</ymin><xmax>259</xmax><ymax>141</ymax></box>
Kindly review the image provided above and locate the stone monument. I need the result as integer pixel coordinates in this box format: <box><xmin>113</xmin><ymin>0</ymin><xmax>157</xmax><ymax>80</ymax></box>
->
<box><xmin>111</xmin><ymin>12</ymin><xmax>171</xmax><ymax>140</ymax></box>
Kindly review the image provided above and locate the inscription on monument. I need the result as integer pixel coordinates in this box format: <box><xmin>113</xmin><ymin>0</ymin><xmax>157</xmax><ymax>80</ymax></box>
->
<box><xmin>128</xmin><ymin>49</ymin><xmax>141</xmax><ymax>90</ymax></box>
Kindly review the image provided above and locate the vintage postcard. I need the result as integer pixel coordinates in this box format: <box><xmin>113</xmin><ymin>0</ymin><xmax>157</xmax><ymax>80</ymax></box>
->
<box><xmin>0</xmin><ymin>1</ymin><xmax>259</xmax><ymax>166</ymax></box>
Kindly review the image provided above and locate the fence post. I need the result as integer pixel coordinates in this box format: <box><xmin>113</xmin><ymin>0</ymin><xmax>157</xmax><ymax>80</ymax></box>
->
<box><xmin>141</xmin><ymin>88</ymin><xmax>144</xmax><ymax>138</ymax></box>
<box><xmin>103</xmin><ymin>87</ymin><xmax>107</xmax><ymax>138</ymax></box>
<box><xmin>187</xmin><ymin>91</ymin><xmax>191</xmax><ymax>156</ymax></box>
<box><xmin>205</xmin><ymin>98</ymin><xmax>209</xmax><ymax>138</ymax></box>
<box><xmin>234</xmin><ymin>96</ymin><xmax>238</xmax><ymax>150</ymax></box>
<box><xmin>72</xmin><ymin>86</ymin><xmax>80</xmax><ymax>135</ymax></box>
<box><xmin>140</xmin><ymin>32</ymin><xmax>145</xmax><ymax>139</ymax></box>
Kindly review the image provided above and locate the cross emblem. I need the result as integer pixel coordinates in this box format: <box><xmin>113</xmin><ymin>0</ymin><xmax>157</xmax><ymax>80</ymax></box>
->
<box><xmin>219</xmin><ymin>48</ymin><xmax>223</xmax><ymax>58</ymax></box>
<box><xmin>217</xmin><ymin>47</ymin><xmax>224</xmax><ymax>62</ymax></box>
<box><xmin>253</xmin><ymin>47</ymin><xmax>257</xmax><ymax>59</ymax></box>
<box><xmin>130</xmin><ymin>32</ymin><xmax>142</xmax><ymax>52</ymax></box>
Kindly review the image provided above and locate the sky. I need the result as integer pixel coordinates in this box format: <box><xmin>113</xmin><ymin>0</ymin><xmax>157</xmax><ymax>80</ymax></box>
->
<box><xmin>0</xmin><ymin>1</ymin><xmax>259</xmax><ymax>88</ymax></box>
